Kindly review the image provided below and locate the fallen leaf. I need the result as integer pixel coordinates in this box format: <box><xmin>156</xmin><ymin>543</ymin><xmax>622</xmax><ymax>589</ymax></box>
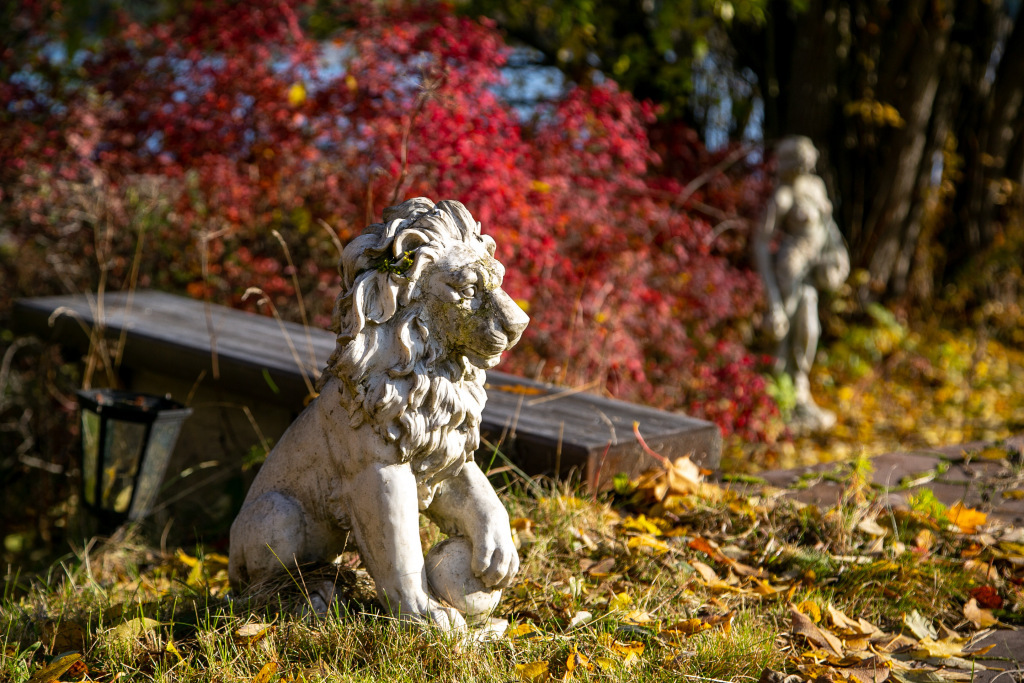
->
<box><xmin>690</xmin><ymin>560</ymin><xmax>721</xmax><ymax>583</ymax></box>
<box><xmin>583</xmin><ymin>556</ymin><xmax>616</xmax><ymax>576</ymax></box>
<box><xmin>627</xmin><ymin>534</ymin><xmax>672</xmax><ymax>554</ymax></box>
<box><xmin>948</xmin><ymin>503</ymin><xmax>987</xmax><ymax>534</ymax></box>
<box><xmin>568</xmin><ymin>611</ymin><xmax>593</xmax><ymax>629</ymax></box>
<box><xmin>489</xmin><ymin>384</ymin><xmax>546</xmax><ymax>396</ymax></box>
<box><xmin>689</xmin><ymin>537</ymin><xmax>729</xmax><ymax>564</ymax></box>
<box><xmin>828</xmin><ymin>604</ymin><xmax>870</xmax><ymax>635</ymax></box>
<box><xmin>902</xmin><ymin>611</ymin><xmax>937</xmax><ymax>641</ymax></box>
<box><xmin>609</xmin><ymin>592</ymin><xmax>633</xmax><ymax>611</ymax></box>
<box><xmin>27</xmin><ymin>652</ymin><xmax>83</xmax><ymax>683</ymax></box>
<box><xmin>790</xmin><ymin>604</ymin><xmax>844</xmax><ymax>657</ymax></box>
<box><xmin>661</xmin><ymin>618</ymin><xmax>713</xmax><ymax>637</ymax></box>
<box><xmin>620</xmin><ymin>609</ymin><xmax>654</xmax><ymax>624</ymax></box>
<box><xmin>858</xmin><ymin>518</ymin><xmax>888</xmax><ymax>537</ymax></box>
<box><xmin>620</xmin><ymin>515</ymin><xmax>664</xmax><ymax>535</ymax></box>
<box><xmin>962</xmin><ymin>598</ymin><xmax>1000</xmax><ymax>628</ymax></box>
<box><xmin>510</xmin><ymin>517</ymin><xmax>534</xmax><ymax>532</ymax></box>
<box><xmin>253</xmin><ymin>661</ymin><xmax>278</xmax><ymax>683</ymax></box>
<box><xmin>234</xmin><ymin>623</ymin><xmax>275</xmax><ymax>646</ymax></box>
<box><xmin>564</xmin><ymin>645</ymin><xmax>593</xmax><ymax>678</ymax></box>
<box><xmin>39</xmin><ymin>620</ymin><xmax>87</xmax><ymax>655</ymax></box>
<box><xmin>976</xmin><ymin>446</ymin><xmax>1008</xmax><ymax>460</ymax></box>
<box><xmin>107</xmin><ymin>617</ymin><xmax>160</xmax><ymax>644</ymax></box>
<box><xmin>516</xmin><ymin>660</ymin><xmax>550</xmax><ymax>682</ymax></box>
<box><xmin>911</xmin><ymin>637</ymin><xmax>996</xmax><ymax>659</ymax></box>
<box><xmin>509</xmin><ymin>622</ymin><xmax>546</xmax><ymax>639</ymax></box>
<box><xmin>608</xmin><ymin>639</ymin><xmax>644</xmax><ymax>666</ymax></box>
<box><xmin>969</xmin><ymin>585</ymin><xmax>1003</xmax><ymax>609</ymax></box>
<box><xmin>797</xmin><ymin>601</ymin><xmax>822</xmax><ymax>623</ymax></box>
<box><xmin>913</xmin><ymin>529</ymin><xmax>935</xmax><ymax>553</ymax></box>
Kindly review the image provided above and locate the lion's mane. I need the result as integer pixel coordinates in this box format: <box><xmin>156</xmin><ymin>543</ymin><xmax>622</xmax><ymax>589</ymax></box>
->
<box><xmin>319</xmin><ymin>198</ymin><xmax>495</xmax><ymax>481</ymax></box>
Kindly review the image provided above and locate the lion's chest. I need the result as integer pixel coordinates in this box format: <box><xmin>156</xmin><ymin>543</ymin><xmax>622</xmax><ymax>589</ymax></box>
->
<box><xmin>411</xmin><ymin>424</ymin><xmax>474</xmax><ymax>509</ymax></box>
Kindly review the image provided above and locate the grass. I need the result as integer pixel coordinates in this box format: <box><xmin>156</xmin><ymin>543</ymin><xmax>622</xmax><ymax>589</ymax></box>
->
<box><xmin>3</xmin><ymin>466</ymin><xmax>1017</xmax><ymax>683</ymax></box>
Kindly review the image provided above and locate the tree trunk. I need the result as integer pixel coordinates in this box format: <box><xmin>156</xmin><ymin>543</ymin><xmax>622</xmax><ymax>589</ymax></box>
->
<box><xmin>736</xmin><ymin>0</ymin><xmax>1024</xmax><ymax>301</ymax></box>
<box><xmin>948</xmin><ymin>9</ymin><xmax>1024</xmax><ymax>274</ymax></box>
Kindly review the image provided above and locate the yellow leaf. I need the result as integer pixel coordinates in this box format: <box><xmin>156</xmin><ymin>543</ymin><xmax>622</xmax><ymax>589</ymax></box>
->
<box><xmin>565</xmin><ymin>645</ymin><xmax>593</xmax><ymax>677</ymax></box>
<box><xmin>510</xmin><ymin>517</ymin><xmax>533</xmax><ymax>531</ymax></box>
<box><xmin>609</xmin><ymin>639</ymin><xmax>644</xmax><ymax>665</ymax></box>
<box><xmin>620</xmin><ymin>609</ymin><xmax>654</xmax><ymax>624</ymax></box>
<box><xmin>949</xmin><ymin>502</ymin><xmax>987</xmax><ymax>534</ymax></box>
<box><xmin>620</xmin><ymin>514</ymin><xmax>664</xmax><ymax>535</ymax></box>
<box><xmin>998</xmin><ymin>541</ymin><xmax>1024</xmax><ymax>557</ymax></box>
<box><xmin>627</xmin><ymin>535</ymin><xmax>671</xmax><ymax>554</ymax></box>
<box><xmin>827</xmin><ymin>604</ymin><xmax>864</xmax><ymax>634</ymax></box>
<box><xmin>914</xmin><ymin>529</ymin><xmax>935</xmax><ymax>552</ymax></box>
<box><xmin>750</xmin><ymin>578</ymin><xmax>783</xmax><ymax>596</ymax></box>
<box><xmin>963</xmin><ymin>597</ymin><xmax>1000</xmax><ymax>628</ymax></box>
<box><xmin>27</xmin><ymin>652</ymin><xmax>83</xmax><ymax>683</ymax></box>
<box><xmin>1003</xmin><ymin>490</ymin><xmax>1024</xmax><ymax>500</ymax></box>
<box><xmin>345</xmin><ymin>74</ymin><xmax>357</xmax><ymax>92</ymax></box>
<box><xmin>797</xmin><ymin>601</ymin><xmax>822</xmax><ymax>623</ymax></box>
<box><xmin>253</xmin><ymin>661</ymin><xmax>278</xmax><ymax>683</ymax></box>
<box><xmin>509</xmin><ymin>622</ymin><xmax>545</xmax><ymax>639</ymax></box>
<box><xmin>661</xmin><ymin>618</ymin><xmax>712</xmax><ymax>637</ymax></box>
<box><xmin>516</xmin><ymin>660</ymin><xmax>550</xmax><ymax>682</ymax></box>
<box><xmin>530</xmin><ymin>180</ymin><xmax>552</xmax><ymax>193</ymax></box>
<box><xmin>176</xmin><ymin>548</ymin><xmax>199</xmax><ymax>568</ymax></box>
<box><xmin>609</xmin><ymin>592</ymin><xmax>633</xmax><ymax>611</ymax></box>
<box><xmin>977</xmin><ymin>446</ymin><xmax>1008</xmax><ymax>460</ymax></box>
<box><xmin>288</xmin><ymin>82</ymin><xmax>306</xmax><ymax>107</ymax></box>
<box><xmin>234</xmin><ymin>623</ymin><xmax>275</xmax><ymax>646</ymax></box>
<box><xmin>108</xmin><ymin>617</ymin><xmax>160</xmax><ymax>644</ymax></box>
<box><xmin>166</xmin><ymin>639</ymin><xmax>183</xmax><ymax>661</ymax></box>
<box><xmin>911</xmin><ymin>637</ymin><xmax>996</xmax><ymax>659</ymax></box>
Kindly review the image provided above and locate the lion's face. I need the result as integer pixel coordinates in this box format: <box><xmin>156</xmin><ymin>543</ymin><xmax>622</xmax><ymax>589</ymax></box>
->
<box><xmin>420</xmin><ymin>242</ymin><xmax>529</xmax><ymax>370</ymax></box>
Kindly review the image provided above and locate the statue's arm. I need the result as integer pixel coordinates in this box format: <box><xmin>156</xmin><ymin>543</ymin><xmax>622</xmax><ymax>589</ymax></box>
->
<box><xmin>425</xmin><ymin>461</ymin><xmax>519</xmax><ymax>588</ymax></box>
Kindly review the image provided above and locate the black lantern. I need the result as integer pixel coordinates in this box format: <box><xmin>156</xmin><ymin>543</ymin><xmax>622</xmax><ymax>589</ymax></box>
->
<box><xmin>76</xmin><ymin>389</ymin><xmax>192</xmax><ymax>530</ymax></box>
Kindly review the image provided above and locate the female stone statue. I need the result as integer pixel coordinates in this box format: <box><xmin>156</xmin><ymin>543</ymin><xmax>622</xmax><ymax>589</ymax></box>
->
<box><xmin>754</xmin><ymin>136</ymin><xmax>849</xmax><ymax>431</ymax></box>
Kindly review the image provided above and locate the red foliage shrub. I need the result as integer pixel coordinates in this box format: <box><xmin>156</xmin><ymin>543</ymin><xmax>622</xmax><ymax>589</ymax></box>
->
<box><xmin>0</xmin><ymin>1</ymin><xmax>779</xmax><ymax>442</ymax></box>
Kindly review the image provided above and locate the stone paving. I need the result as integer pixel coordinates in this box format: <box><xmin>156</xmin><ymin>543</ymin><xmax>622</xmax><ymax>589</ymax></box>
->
<box><xmin>753</xmin><ymin>435</ymin><xmax>1024</xmax><ymax>525</ymax></box>
<box><xmin>731</xmin><ymin>435</ymin><xmax>1024</xmax><ymax>680</ymax></box>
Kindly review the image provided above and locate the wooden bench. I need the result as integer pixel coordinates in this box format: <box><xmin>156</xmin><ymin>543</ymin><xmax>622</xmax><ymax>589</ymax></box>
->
<box><xmin>14</xmin><ymin>290</ymin><xmax>721</xmax><ymax>494</ymax></box>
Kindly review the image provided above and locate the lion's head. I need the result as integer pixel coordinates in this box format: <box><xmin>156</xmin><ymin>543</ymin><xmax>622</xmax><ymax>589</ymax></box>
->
<box><xmin>320</xmin><ymin>198</ymin><xmax>529</xmax><ymax>480</ymax></box>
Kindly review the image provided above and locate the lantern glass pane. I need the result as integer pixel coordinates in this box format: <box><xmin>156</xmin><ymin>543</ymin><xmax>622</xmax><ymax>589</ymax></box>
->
<box><xmin>101</xmin><ymin>420</ymin><xmax>146</xmax><ymax>513</ymax></box>
<box><xmin>129</xmin><ymin>421</ymin><xmax>185</xmax><ymax>520</ymax></box>
<box><xmin>81</xmin><ymin>410</ymin><xmax>101</xmax><ymax>506</ymax></box>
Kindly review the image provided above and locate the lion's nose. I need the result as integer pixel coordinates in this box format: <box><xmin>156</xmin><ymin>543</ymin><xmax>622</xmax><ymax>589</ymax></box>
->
<box><xmin>497</xmin><ymin>290</ymin><xmax>529</xmax><ymax>347</ymax></box>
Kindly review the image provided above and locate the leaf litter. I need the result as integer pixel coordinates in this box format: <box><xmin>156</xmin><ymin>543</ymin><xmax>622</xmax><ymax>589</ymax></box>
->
<box><xmin>6</xmin><ymin>441</ymin><xmax>1024</xmax><ymax>682</ymax></box>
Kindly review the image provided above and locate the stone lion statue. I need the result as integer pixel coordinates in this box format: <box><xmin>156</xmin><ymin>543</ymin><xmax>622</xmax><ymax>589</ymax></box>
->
<box><xmin>229</xmin><ymin>198</ymin><xmax>529</xmax><ymax>631</ymax></box>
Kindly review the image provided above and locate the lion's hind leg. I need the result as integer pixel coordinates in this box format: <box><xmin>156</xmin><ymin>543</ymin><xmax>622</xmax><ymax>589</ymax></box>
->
<box><xmin>229</xmin><ymin>492</ymin><xmax>310</xmax><ymax>591</ymax></box>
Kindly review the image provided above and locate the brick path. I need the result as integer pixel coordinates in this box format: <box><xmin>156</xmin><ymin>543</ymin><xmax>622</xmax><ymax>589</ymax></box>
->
<box><xmin>731</xmin><ymin>435</ymin><xmax>1024</xmax><ymax>680</ymax></box>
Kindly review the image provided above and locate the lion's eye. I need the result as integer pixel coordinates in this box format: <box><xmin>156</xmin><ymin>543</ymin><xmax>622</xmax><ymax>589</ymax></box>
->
<box><xmin>459</xmin><ymin>285</ymin><xmax>477</xmax><ymax>299</ymax></box>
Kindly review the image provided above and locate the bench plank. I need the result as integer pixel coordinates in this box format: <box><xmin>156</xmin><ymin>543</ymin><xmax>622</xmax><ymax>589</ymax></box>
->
<box><xmin>14</xmin><ymin>290</ymin><xmax>721</xmax><ymax>485</ymax></box>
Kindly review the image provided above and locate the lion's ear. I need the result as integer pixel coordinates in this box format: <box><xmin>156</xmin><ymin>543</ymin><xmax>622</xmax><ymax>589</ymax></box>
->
<box><xmin>356</xmin><ymin>272</ymin><xmax>402</xmax><ymax>324</ymax></box>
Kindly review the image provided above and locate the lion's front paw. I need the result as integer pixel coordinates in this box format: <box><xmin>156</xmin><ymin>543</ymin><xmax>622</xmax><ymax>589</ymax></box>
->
<box><xmin>427</xmin><ymin>603</ymin><xmax>468</xmax><ymax>632</ymax></box>
<box><xmin>471</xmin><ymin>526</ymin><xmax>520</xmax><ymax>589</ymax></box>
<box><xmin>395</xmin><ymin>594</ymin><xmax>468</xmax><ymax>632</ymax></box>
